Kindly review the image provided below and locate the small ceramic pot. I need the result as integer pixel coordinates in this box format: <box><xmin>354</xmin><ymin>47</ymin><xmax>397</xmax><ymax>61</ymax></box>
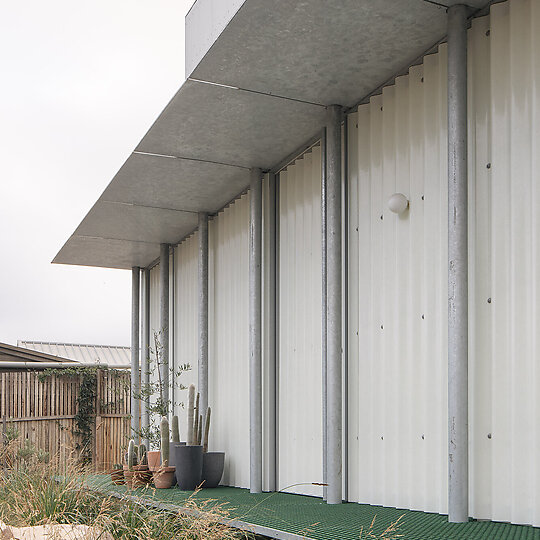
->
<box><xmin>110</xmin><ymin>468</ymin><xmax>125</xmax><ymax>485</ymax></box>
<box><xmin>153</xmin><ymin>466</ymin><xmax>176</xmax><ymax>489</ymax></box>
<box><xmin>201</xmin><ymin>452</ymin><xmax>225</xmax><ymax>488</ymax></box>
<box><xmin>147</xmin><ymin>451</ymin><xmax>161</xmax><ymax>472</ymax></box>
<box><xmin>175</xmin><ymin>445</ymin><xmax>203</xmax><ymax>491</ymax></box>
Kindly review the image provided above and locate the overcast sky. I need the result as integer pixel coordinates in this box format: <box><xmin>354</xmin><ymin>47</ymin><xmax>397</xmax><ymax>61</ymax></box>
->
<box><xmin>0</xmin><ymin>0</ymin><xmax>193</xmax><ymax>347</ymax></box>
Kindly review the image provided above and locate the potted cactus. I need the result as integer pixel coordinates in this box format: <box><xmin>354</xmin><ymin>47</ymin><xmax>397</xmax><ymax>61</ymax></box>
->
<box><xmin>123</xmin><ymin>440</ymin><xmax>137</xmax><ymax>489</ymax></box>
<box><xmin>110</xmin><ymin>463</ymin><xmax>124</xmax><ymax>485</ymax></box>
<box><xmin>153</xmin><ymin>417</ymin><xmax>176</xmax><ymax>489</ymax></box>
<box><xmin>201</xmin><ymin>406</ymin><xmax>225</xmax><ymax>488</ymax></box>
<box><xmin>175</xmin><ymin>384</ymin><xmax>203</xmax><ymax>490</ymax></box>
<box><xmin>133</xmin><ymin>444</ymin><xmax>152</xmax><ymax>487</ymax></box>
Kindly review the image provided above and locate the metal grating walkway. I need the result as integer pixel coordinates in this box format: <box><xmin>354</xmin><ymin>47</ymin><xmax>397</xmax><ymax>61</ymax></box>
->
<box><xmin>85</xmin><ymin>475</ymin><xmax>540</xmax><ymax>540</ymax></box>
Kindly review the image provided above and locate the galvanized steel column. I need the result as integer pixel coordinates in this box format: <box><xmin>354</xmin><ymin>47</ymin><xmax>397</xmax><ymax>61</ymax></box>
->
<box><xmin>198</xmin><ymin>212</ymin><xmax>209</xmax><ymax>417</ymax></box>
<box><xmin>170</xmin><ymin>250</ymin><xmax>175</xmax><ymax>416</ymax></box>
<box><xmin>321</xmin><ymin>127</ymin><xmax>328</xmax><ymax>501</ymax></box>
<box><xmin>249</xmin><ymin>167</ymin><xmax>263</xmax><ymax>494</ymax></box>
<box><xmin>342</xmin><ymin>113</ymin><xmax>349</xmax><ymax>502</ymax></box>
<box><xmin>160</xmin><ymin>243</ymin><xmax>170</xmax><ymax>416</ymax></box>
<box><xmin>268</xmin><ymin>173</ymin><xmax>277</xmax><ymax>492</ymax></box>
<box><xmin>141</xmin><ymin>268</ymin><xmax>150</xmax><ymax>449</ymax></box>
<box><xmin>326</xmin><ymin>105</ymin><xmax>343</xmax><ymax>505</ymax></box>
<box><xmin>131</xmin><ymin>267</ymin><xmax>140</xmax><ymax>440</ymax></box>
<box><xmin>447</xmin><ymin>4</ymin><xmax>469</xmax><ymax>523</ymax></box>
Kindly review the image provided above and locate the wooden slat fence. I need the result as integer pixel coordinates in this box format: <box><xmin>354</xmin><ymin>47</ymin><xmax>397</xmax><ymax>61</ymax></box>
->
<box><xmin>0</xmin><ymin>369</ymin><xmax>131</xmax><ymax>470</ymax></box>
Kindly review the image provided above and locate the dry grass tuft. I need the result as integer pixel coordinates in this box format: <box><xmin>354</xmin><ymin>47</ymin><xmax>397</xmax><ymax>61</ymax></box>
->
<box><xmin>0</xmin><ymin>439</ymin><xmax>252</xmax><ymax>539</ymax></box>
<box><xmin>358</xmin><ymin>514</ymin><xmax>404</xmax><ymax>540</ymax></box>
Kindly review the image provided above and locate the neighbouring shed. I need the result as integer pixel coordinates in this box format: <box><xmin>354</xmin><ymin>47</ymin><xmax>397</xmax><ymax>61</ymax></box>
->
<box><xmin>17</xmin><ymin>341</ymin><xmax>130</xmax><ymax>369</ymax></box>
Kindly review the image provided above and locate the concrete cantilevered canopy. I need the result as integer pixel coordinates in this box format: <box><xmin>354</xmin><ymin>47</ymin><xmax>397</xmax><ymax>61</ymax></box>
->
<box><xmin>54</xmin><ymin>0</ymin><xmax>489</xmax><ymax>270</ymax></box>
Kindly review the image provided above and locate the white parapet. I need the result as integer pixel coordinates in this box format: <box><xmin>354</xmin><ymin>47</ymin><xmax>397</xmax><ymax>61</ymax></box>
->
<box><xmin>185</xmin><ymin>0</ymin><xmax>246</xmax><ymax>78</ymax></box>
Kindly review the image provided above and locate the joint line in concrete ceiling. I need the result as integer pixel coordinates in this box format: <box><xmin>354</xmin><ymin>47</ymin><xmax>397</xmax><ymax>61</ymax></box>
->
<box><xmin>100</xmin><ymin>201</ymin><xmax>199</xmax><ymax>215</ymax></box>
<box><xmin>74</xmin><ymin>235</ymin><xmax>159</xmax><ymax>245</ymax></box>
<box><xmin>132</xmin><ymin>151</ymin><xmax>251</xmax><ymax>171</ymax></box>
<box><xmin>188</xmin><ymin>77</ymin><xmax>328</xmax><ymax>108</ymax></box>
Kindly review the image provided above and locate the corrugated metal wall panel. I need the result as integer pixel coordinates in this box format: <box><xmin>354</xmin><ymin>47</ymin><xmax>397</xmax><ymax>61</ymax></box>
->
<box><xmin>278</xmin><ymin>146</ymin><xmax>323</xmax><ymax>497</ymax></box>
<box><xmin>173</xmin><ymin>233</ymin><xmax>199</xmax><ymax>437</ymax></box>
<box><xmin>209</xmin><ymin>194</ymin><xmax>250</xmax><ymax>488</ymax></box>
<box><xmin>468</xmin><ymin>1</ymin><xmax>540</xmax><ymax>526</ymax></box>
<box><xmin>468</xmin><ymin>11</ymin><xmax>494</xmax><ymax>523</ymax></box>
<box><xmin>347</xmin><ymin>46</ymin><xmax>448</xmax><ymax>513</ymax></box>
<box><xmin>347</xmin><ymin>0</ymin><xmax>540</xmax><ymax>526</ymax></box>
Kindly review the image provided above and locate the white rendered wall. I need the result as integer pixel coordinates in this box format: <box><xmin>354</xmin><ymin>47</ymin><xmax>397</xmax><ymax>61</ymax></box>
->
<box><xmin>278</xmin><ymin>146</ymin><xmax>323</xmax><ymax>496</ymax></box>
<box><xmin>208</xmin><ymin>193</ymin><xmax>250</xmax><ymax>488</ymax></box>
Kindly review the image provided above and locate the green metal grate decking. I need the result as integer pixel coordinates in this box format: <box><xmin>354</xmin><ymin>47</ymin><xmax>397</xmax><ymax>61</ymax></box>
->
<box><xmin>84</xmin><ymin>475</ymin><xmax>540</xmax><ymax>540</ymax></box>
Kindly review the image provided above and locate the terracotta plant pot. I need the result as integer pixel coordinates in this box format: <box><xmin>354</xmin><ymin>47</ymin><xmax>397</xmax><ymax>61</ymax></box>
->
<box><xmin>123</xmin><ymin>465</ymin><xmax>134</xmax><ymax>489</ymax></box>
<box><xmin>132</xmin><ymin>464</ymin><xmax>152</xmax><ymax>488</ymax></box>
<box><xmin>201</xmin><ymin>452</ymin><xmax>225</xmax><ymax>488</ymax></box>
<box><xmin>152</xmin><ymin>466</ymin><xmax>176</xmax><ymax>489</ymax></box>
<box><xmin>147</xmin><ymin>451</ymin><xmax>161</xmax><ymax>472</ymax></box>
<box><xmin>110</xmin><ymin>468</ymin><xmax>125</xmax><ymax>485</ymax></box>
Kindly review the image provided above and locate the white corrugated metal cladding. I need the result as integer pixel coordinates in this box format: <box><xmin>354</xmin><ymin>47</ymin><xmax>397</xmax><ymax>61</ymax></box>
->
<box><xmin>278</xmin><ymin>146</ymin><xmax>323</xmax><ymax>496</ymax></box>
<box><xmin>145</xmin><ymin>0</ymin><xmax>540</xmax><ymax>527</ymax></box>
<box><xmin>173</xmin><ymin>233</ymin><xmax>199</xmax><ymax>439</ymax></box>
<box><xmin>347</xmin><ymin>0</ymin><xmax>540</xmax><ymax>525</ymax></box>
<box><xmin>148</xmin><ymin>246</ymin><xmax>198</xmax><ymax>442</ymax></box>
<box><xmin>347</xmin><ymin>43</ymin><xmax>448</xmax><ymax>514</ymax></box>
<box><xmin>209</xmin><ymin>194</ymin><xmax>250</xmax><ymax>488</ymax></box>
<box><xmin>468</xmin><ymin>1</ymin><xmax>540</xmax><ymax>525</ymax></box>
<box><xmin>148</xmin><ymin>200</ymin><xmax>251</xmax><ymax>488</ymax></box>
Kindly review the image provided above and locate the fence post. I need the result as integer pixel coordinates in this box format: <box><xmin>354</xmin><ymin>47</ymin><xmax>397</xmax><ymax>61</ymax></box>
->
<box><xmin>94</xmin><ymin>369</ymin><xmax>102</xmax><ymax>471</ymax></box>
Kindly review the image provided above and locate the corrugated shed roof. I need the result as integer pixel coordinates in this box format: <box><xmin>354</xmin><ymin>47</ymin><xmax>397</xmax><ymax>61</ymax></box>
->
<box><xmin>17</xmin><ymin>341</ymin><xmax>131</xmax><ymax>368</ymax></box>
<box><xmin>0</xmin><ymin>342</ymin><xmax>77</xmax><ymax>364</ymax></box>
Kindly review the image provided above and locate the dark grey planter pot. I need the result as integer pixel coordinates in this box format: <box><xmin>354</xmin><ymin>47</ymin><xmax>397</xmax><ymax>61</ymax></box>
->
<box><xmin>175</xmin><ymin>445</ymin><xmax>203</xmax><ymax>491</ymax></box>
<box><xmin>169</xmin><ymin>442</ymin><xmax>186</xmax><ymax>486</ymax></box>
<box><xmin>202</xmin><ymin>452</ymin><xmax>225</xmax><ymax>488</ymax></box>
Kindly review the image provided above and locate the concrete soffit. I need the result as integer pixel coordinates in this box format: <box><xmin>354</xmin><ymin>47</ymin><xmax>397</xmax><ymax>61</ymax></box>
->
<box><xmin>54</xmin><ymin>0</ymin><xmax>492</xmax><ymax>270</ymax></box>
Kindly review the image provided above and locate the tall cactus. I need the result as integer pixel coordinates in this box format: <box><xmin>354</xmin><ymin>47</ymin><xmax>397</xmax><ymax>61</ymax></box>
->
<box><xmin>187</xmin><ymin>384</ymin><xmax>195</xmax><ymax>445</ymax></box>
<box><xmin>138</xmin><ymin>443</ymin><xmax>147</xmax><ymax>466</ymax></box>
<box><xmin>160</xmin><ymin>416</ymin><xmax>170</xmax><ymax>467</ymax></box>
<box><xmin>193</xmin><ymin>392</ymin><xmax>200</xmax><ymax>446</ymax></box>
<box><xmin>197</xmin><ymin>414</ymin><xmax>203</xmax><ymax>445</ymax></box>
<box><xmin>202</xmin><ymin>407</ymin><xmax>211</xmax><ymax>453</ymax></box>
<box><xmin>172</xmin><ymin>415</ymin><xmax>180</xmax><ymax>443</ymax></box>
<box><xmin>127</xmin><ymin>439</ymin><xmax>137</xmax><ymax>470</ymax></box>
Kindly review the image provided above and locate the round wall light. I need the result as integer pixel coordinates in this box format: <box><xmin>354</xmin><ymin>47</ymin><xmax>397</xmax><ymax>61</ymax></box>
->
<box><xmin>387</xmin><ymin>193</ymin><xmax>409</xmax><ymax>215</ymax></box>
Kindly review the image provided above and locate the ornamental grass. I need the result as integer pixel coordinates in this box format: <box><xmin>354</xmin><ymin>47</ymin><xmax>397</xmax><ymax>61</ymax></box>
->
<box><xmin>0</xmin><ymin>438</ymin><xmax>252</xmax><ymax>540</ymax></box>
